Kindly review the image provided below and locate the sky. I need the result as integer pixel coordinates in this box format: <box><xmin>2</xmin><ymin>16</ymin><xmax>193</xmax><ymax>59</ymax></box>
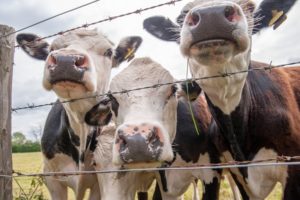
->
<box><xmin>1</xmin><ymin>0</ymin><xmax>300</xmax><ymax>140</ymax></box>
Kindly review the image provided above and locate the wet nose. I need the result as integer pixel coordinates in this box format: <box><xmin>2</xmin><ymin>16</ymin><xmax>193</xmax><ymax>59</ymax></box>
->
<box><xmin>115</xmin><ymin>124</ymin><xmax>163</xmax><ymax>163</ymax></box>
<box><xmin>46</xmin><ymin>53</ymin><xmax>88</xmax><ymax>84</ymax></box>
<box><xmin>186</xmin><ymin>4</ymin><xmax>242</xmax><ymax>42</ymax></box>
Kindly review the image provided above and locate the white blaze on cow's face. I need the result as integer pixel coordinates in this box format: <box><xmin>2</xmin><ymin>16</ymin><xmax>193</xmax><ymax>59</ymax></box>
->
<box><xmin>179</xmin><ymin>0</ymin><xmax>256</xmax><ymax>114</ymax></box>
<box><xmin>110</xmin><ymin>58</ymin><xmax>177</xmax><ymax>167</ymax></box>
<box><xmin>43</xmin><ymin>29</ymin><xmax>114</xmax><ymax>100</ymax></box>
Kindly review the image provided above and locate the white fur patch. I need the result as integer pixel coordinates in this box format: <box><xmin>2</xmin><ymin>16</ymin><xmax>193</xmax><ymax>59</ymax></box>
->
<box><xmin>222</xmin><ymin>148</ymin><xmax>288</xmax><ymax>199</ymax></box>
<box><xmin>161</xmin><ymin>153</ymin><xmax>219</xmax><ymax>199</ymax></box>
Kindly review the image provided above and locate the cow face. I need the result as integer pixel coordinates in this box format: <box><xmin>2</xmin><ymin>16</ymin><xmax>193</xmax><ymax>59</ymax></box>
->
<box><xmin>85</xmin><ymin>57</ymin><xmax>177</xmax><ymax>168</ymax></box>
<box><xmin>17</xmin><ymin>30</ymin><xmax>142</xmax><ymax>100</ymax></box>
<box><xmin>179</xmin><ymin>0</ymin><xmax>255</xmax><ymax>62</ymax></box>
<box><xmin>145</xmin><ymin>0</ymin><xmax>255</xmax><ymax>74</ymax></box>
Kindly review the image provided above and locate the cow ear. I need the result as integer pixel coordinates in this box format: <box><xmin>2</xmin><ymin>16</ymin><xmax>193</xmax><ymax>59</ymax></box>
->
<box><xmin>16</xmin><ymin>33</ymin><xmax>50</xmax><ymax>60</ymax></box>
<box><xmin>112</xmin><ymin>36</ymin><xmax>142</xmax><ymax>67</ymax></box>
<box><xmin>85</xmin><ymin>99</ymin><xmax>113</xmax><ymax>126</ymax></box>
<box><xmin>178</xmin><ymin>81</ymin><xmax>202</xmax><ymax>101</ymax></box>
<box><xmin>253</xmin><ymin>0</ymin><xmax>296</xmax><ymax>34</ymax></box>
<box><xmin>143</xmin><ymin>16</ymin><xmax>180</xmax><ymax>42</ymax></box>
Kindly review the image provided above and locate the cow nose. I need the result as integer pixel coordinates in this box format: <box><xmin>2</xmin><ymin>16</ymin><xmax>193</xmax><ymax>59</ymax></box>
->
<box><xmin>116</xmin><ymin>124</ymin><xmax>163</xmax><ymax>163</ymax></box>
<box><xmin>47</xmin><ymin>54</ymin><xmax>87</xmax><ymax>69</ymax></box>
<box><xmin>186</xmin><ymin>4</ymin><xmax>242</xmax><ymax>42</ymax></box>
<box><xmin>46</xmin><ymin>53</ymin><xmax>88</xmax><ymax>84</ymax></box>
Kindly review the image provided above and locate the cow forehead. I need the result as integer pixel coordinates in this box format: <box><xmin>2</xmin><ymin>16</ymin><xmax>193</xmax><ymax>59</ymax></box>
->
<box><xmin>110</xmin><ymin>57</ymin><xmax>174</xmax><ymax>98</ymax></box>
<box><xmin>50</xmin><ymin>29</ymin><xmax>114</xmax><ymax>51</ymax></box>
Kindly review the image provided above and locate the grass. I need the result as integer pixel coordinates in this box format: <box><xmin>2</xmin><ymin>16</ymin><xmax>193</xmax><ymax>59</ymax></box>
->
<box><xmin>12</xmin><ymin>152</ymin><xmax>282</xmax><ymax>200</ymax></box>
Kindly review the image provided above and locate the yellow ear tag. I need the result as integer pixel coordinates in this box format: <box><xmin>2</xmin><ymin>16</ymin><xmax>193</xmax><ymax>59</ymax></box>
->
<box><xmin>124</xmin><ymin>47</ymin><xmax>135</xmax><ymax>60</ymax></box>
<box><xmin>269</xmin><ymin>10</ymin><xmax>284</xmax><ymax>26</ymax></box>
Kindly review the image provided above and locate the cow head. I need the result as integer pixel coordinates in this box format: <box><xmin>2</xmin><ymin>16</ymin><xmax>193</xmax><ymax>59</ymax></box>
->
<box><xmin>144</xmin><ymin>0</ymin><xmax>257</xmax><ymax>71</ymax></box>
<box><xmin>17</xmin><ymin>30</ymin><xmax>142</xmax><ymax>102</ymax></box>
<box><xmin>85</xmin><ymin>57</ymin><xmax>178</xmax><ymax>168</ymax></box>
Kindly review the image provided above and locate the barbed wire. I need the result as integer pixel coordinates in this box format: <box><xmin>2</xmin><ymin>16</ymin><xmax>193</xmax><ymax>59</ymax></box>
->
<box><xmin>0</xmin><ymin>155</ymin><xmax>299</xmax><ymax>178</ymax></box>
<box><xmin>0</xmin><ymin>0</ymin><xmax>101</xmax><ymax>39</ymax></box>
<box><xmin>14</xmin><ymin>0</ymin><xmax>183</xmax><ymax>48</ymax></box>
<box><xmin>11</xmin><ymin>61</ymin><xmax>300</xmax><ymax>112</ymax></box>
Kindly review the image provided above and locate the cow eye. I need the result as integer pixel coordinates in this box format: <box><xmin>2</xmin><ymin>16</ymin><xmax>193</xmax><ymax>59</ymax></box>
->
<box><xmin>166</xmin><ymin>85</ymin><xmax>177</xmax><ymax>103</ymax></box>
<box><xmin>104</xmin><ymin>48</ymin><xmax>113</xmax><ymax>58</ymax></box>
<box><xmin>177</xmin><ymin>10</ymin><xmax>189</xmax><ymax>25</ymax></box>
<box><xmin>108</xmin><ymin>93</ymin><xmax>119</xmax><ymax>116</ymax></box>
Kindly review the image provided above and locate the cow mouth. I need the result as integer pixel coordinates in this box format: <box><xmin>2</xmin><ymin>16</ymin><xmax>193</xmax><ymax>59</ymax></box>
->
<box><xmin>189</xmin><ymin>38</ymin><xmax>237</xmax><ymax>59</ymax></box>
<box><xmin>191</xmin><ymin>39</ymin><xmax>236</xmax><ymax>51</ymax></box>
<box><xmin>52</xmin><ymin>80</ymin><xmax>85</xmax><ymax>88</ymax></box>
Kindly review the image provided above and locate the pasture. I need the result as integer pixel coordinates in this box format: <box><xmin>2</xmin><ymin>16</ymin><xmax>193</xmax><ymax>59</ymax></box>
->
<box><xmin>13</xmin><ymin>152</ymin><xmax>282</xmax><ymax>200</ymax></box>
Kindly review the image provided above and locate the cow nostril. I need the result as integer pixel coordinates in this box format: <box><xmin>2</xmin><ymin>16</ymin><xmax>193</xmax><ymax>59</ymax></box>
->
<box><xmin>50</xmin><ymin>54</ymin><xmax>57</xmax><ymax>65</ymax></box>
<box><xmin>148</xmin><ymin>127</ymin><xmax>159</xmax><ymax>143</ymax></box>
<box><xmin>75</xmin><ymin>56</ymin><xmax>85</xmax><ymax>67</ymax></box>
<box><xmin>186</xmin><ymin>12</ymin><xmax>200</xmax><ymax>26</ymax></box>
<box><xmin>224</xmin><ymin>6</ymin><xmax>238</xmax><ymax>22</ymax></box>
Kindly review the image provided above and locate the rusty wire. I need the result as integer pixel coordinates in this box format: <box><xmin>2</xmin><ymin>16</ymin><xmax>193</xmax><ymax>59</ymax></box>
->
<box><xmin>0</xmin><ymin>155</ymin><xmax>299</xmax><ymax>178</ymax></box>
<box><xmin>11</xmin><ymin>61</ymin><xmax>300</xmax><ymax>112</ymax></box>
<box><xmin>14</xmin><ymin>0</ymin><xmax>183</xmax><ymax>48</ymax></box>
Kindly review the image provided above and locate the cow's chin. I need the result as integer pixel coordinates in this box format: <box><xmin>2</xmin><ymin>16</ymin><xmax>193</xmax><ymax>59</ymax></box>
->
<box><xmin>118</xmin><ymin>162</ymin><xmax>162</xmax><ymax>169</ymax></box>
<box><xmin>189</xmin><ymin>39</ymin><xmax>237</xmax><ymax>65</ymax></box>
<box><xmin>51</xmin><ymin>81</ymin><xmax>93</xmax><ymax>99</ymax></box>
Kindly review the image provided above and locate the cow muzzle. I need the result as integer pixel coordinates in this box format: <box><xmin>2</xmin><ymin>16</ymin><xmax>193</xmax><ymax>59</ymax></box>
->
<box><xmin>184</xmin><ymin>3</ymin><xmax>249</xmax><ymax>58</ymax></box>
<box><xmin>115</xmin><ymin>123</ymin><xmax>164</xmax><ymax>164</ymax></box>
<box><xmin>46</xmin><ymin>52</ymin><xmax>89</xmax><ymax>86</ymax></box>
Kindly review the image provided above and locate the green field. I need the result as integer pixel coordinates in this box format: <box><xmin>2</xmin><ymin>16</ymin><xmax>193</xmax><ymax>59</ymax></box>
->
<box><xmin>12</xmin><ymin>152</ymin><xmax>282</xmax><ymax>200</ymax></box>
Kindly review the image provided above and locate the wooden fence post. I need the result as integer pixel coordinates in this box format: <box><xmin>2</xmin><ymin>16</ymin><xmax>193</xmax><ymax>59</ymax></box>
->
<box><xmin>0</xmin><ymin>24</ymin><xmax>15</xmax><ymax>200</ymax></box>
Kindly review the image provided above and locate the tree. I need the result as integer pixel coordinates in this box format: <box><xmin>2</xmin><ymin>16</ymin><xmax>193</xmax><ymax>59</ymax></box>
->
<box><xmin>29</xmin><ymin>124</ymin><xmax>43</xmax><ymax>143</ymax></box>
<box><xmin>12</xmin><ymin>132</ymin><xmax>26</xmax><ymax>145</ymax></box>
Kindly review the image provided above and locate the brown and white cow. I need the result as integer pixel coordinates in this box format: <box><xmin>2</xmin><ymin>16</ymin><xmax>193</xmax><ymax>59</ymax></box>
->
<box><xmin>143</xmin><ymin>0</ymin><xmax>300</xmax><ymax>199</ymax></box>
<box><xmin>16</xmin><ymin>29</ymin><xmax>142</xmax><ymax>200</ymax></box>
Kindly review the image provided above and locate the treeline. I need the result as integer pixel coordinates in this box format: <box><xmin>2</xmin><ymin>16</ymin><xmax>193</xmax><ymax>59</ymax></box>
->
<box><xmin>12</xmin><ymin>132</ymin><xmax>41</xmax><ymax>153</ymax></box>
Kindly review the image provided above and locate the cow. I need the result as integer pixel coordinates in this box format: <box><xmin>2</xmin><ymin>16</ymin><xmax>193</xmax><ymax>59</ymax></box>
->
<box><xmin>16</xmin><ymin>29</ymin><xmax>142</xmax><ymax>200</ymax></box>
<box><xmin>142</xmin><ymin>0</ymin><xmax>300</xmax><ymax>199</ymax></box>
<box><xmin>85</xmin><ymin>57</ymin><xmax>241</xmax><ymax>200</ymax></box>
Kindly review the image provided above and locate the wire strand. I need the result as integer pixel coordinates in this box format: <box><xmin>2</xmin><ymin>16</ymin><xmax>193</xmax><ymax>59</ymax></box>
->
<box><xmin>11</xmin><ymin>60</ymin><xmax>300</xmax><ymax>112</ymax></box>
<box><xmin>0</xmin><ymin>0</ymin><xmax>101</xmax><ymax>38</ymax></box>
<box><xmin>0</xmin><ymin>155</ymin><xmax>299</xmax><ymax>178</ymax></box>
<box><xmin>14</xmin><ymin>0</ymin><xmax>183</xmax><ymax>48</ymax></box>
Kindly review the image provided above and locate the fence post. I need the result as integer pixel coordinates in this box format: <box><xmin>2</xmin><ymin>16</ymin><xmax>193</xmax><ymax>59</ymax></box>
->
<box><xmin>0</xmin><ymin>24</ymin><xmax>15</xmax><ymax>200</ymax></box>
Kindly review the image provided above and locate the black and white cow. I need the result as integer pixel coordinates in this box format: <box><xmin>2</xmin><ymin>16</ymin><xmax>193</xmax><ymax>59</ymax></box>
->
<box><xmin>143</xmin><ymin>0</ymin><xmax>300</xmax><ymax>199</ymax></box>
<box><xmin>16</xmin><ymin>29</ymin><xmax>142</xmax><ymax>200</ymax></box>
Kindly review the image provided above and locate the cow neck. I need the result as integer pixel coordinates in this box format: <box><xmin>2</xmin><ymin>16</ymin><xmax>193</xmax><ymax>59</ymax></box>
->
<box><xmin>62</xmin><ymin>99</ymin><xmax>97</xmax><ymax>167</ymax></box>
<box><xmin>206</xmin><ymin>61</ymin><xmax>290</xmax><ymax>157</ymax></box>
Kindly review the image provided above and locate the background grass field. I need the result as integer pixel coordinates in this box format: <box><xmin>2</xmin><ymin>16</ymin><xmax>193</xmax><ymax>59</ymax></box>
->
<box><xmin>12</xmin><ymin>152</ymin><xmax>282</xmax><ymax>200</ymax></box>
